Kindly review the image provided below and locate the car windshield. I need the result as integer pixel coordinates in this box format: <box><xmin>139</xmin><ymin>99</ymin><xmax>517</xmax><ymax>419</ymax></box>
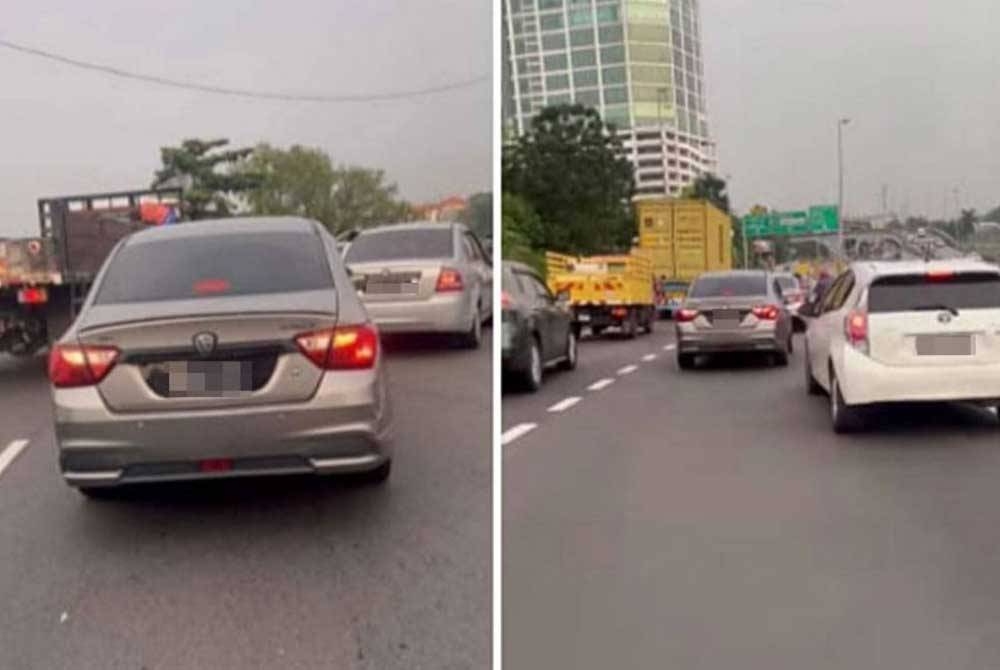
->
<box><xmin>344</xmin><ymin>228</ymin><xmax>453</xmax><ymax>263</ymax></box>
<box><xmin>868</xmin><ymin>273</ymin><xmax>1000</xmax><ymax>312</ymax></box>
<box><xmin>689</xmin><ymin>275</ymin><xmax>767</xmax><ymax>298</ymax></box>
<box><xmin>95</xmin><ymin>231</ymin><xmax>332</xmax><ymax>304</ymax></box>
<box><xmin>776</xmin><ymin>276</ymin><xmax>799</xmax><ymax>292</ymax></box>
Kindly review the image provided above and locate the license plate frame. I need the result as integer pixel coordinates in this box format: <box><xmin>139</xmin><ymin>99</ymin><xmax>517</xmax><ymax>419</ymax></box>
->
<box><xmin>915</xmin><ymin>333</ymin><xmax>974</xmax><ymax>356</ymax></box>
<box><xmin>159</xmin><ymin>360</ymin><xmax>256</xmax><ymax>397</ymax></box>
<box><xmin>577</xmin><ymin>313</ymin><xmax>591</xmax><ymax>323</ymax></box>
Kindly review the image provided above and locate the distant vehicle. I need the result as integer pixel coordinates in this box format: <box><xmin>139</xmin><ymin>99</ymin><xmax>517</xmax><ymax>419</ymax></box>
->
<box><xmin>546</xmin><ymin>250</ymin><xmax>655</xmax><ymax>337</ymax></box>
<box><xmin>803</xmin><ymin>259</ymin><xmax>1000</xmax><ymax>433</ymax></box>
<box><xmin>635</xmin><ymin>198</ymin><xmax>733</xmax><ymax>306</ymax></box>
<box><xmin>675</xmin><ymin>270</ymin><xmax>794</xmax><ymax>369</ymax></box>
<box><xmin>774</xmin><ymin>272</ymin><xmax>807</xmax><ymax>331</ymax></box>
<box><xmin>501</xmin><ymin>261</ymin><xmax>577</xmax><ymax>391</ymax></box>
<box><xmin>343</xmin><ymin>222</ymin><xmax>492</xmax><ymax>348</ymax></box>
<box><xmin>49</xmin><ymin>217</ymin><xmax>393</xmax><ymax>497</ymax></box>
<box><xmin>656</xmin><ymin>279</ymin><xmax>689</xmax><ymax>319</ymax></box>
<box><xmin>0</xmin><ymin>188</ymin><xmax>182</xmax><ymax>356</ymax></box>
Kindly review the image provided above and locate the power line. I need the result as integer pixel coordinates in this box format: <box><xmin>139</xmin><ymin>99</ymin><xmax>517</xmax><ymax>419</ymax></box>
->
<box><xmin>0</xmin><ymin>36</ymin><xmax>489</xmax><ymax>103</ymax></box>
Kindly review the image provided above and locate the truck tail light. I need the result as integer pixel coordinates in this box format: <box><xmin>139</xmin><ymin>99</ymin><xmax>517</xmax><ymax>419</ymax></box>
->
<box><xmin>435</xmin><ymin>268</ymin><xmax>463</xmax><ymax>292</ymax></box>
<box><xmin>611</xmin><ymin>307</ymin><xmax>628</xmax><ymax>319</ymax></box>
<box><xmin>844</xmin><ymin>309</ymin><xmax>869</xmax><ymax>354</ymax></box>
<box><xmin>675</xmin><ymin>308</ymin><xmax>699</xmax><ymax>322</ymax></box>
<box><xmin>48</xmin><ymin>345</ymin><xmax>119</xmax><ymax>388</ymax></box>
<box><xmin>752</xmin><ymin>304</ymin><xmax>780</xmax><ymax>320</ymax></box>
<box><xmin>296</xmin><ymin>324</ymin><xmax>378</xmax><ymax>370</ymax></box>
<box><xmin>501</xmin><ymin>290</ymin><xmax>513</xmax><ymax>309</ymax></box>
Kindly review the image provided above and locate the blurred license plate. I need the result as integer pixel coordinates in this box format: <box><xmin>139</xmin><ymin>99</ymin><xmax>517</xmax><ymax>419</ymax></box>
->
<box><xmin>577</xmin><ymin>313</ymin><xmax>591</xmax><ymax>322</ymax></box>
<box><xmin>713</xmin><ymin>310</ymin><xmax>740</xmax><ymax>329</ymax></box>
<box><xmin>915</xmin><ymin>334</ymin><xmax>973</xmax><ymax>356</ymax></box>
<box><xmin>165</xmin><ymin>360</ymin><xmax>254</xmax><ymax>396</ymax></box>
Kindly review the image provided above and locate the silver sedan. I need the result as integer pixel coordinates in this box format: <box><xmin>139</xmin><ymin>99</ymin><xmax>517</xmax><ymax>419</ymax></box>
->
<box><xmin>344</xmin><ymin>222</ymin><xmax>492</xmax><ymax>348</ymax></box>
<box><xmin>48</xmin><ymin>217</ymin><xmax>393</xmax><ymax>497</ymax></box>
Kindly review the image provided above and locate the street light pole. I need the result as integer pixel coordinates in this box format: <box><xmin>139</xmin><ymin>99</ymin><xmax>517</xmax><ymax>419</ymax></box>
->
<box><xmin>837</xmin><ymin>118</ymin><xmax>851</xmax><ymax>258</ymax></box>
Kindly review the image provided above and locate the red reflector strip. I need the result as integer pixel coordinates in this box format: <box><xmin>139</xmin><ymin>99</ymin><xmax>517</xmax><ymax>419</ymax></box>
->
<box><xmin>199</xmin><ymin>458</ymin><xmax>233</xmax><ymax>473</ymax></box>
<box><xmin>193</xmin><ymin>279</ymin><xmax>231</xmax><ymax>295</ymax></box>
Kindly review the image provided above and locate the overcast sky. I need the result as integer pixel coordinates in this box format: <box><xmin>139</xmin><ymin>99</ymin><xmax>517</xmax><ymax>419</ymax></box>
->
<box><xmin>0</xmin><ymin>0</ymin><xmax>490</xmax><ymax>235</ymax></box>
<box><xmin>701</xmin><ymin>0</ymin><xmax>1000</xmax><ymax>220</ymax></box>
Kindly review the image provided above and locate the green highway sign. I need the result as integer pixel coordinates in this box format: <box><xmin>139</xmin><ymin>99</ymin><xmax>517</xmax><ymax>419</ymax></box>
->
<box><xmin>742</xmin><ymin>205</ymin><xmax>839</xmax><ymax>237</ymax></box>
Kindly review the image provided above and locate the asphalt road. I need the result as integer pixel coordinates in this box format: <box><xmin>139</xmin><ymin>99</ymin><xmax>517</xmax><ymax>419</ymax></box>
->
<box><xmin>0</xmin><ymin>332</ymin><xmax>491</xmax><ymax>670</ymax></box>
<box><xmin>505</xmin><ymin>324</ymin><xmax>1000</xmax><ymax>669</ymax></box>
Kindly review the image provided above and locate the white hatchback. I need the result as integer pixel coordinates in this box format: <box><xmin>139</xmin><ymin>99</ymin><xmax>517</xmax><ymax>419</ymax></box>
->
<box><xmin>803</xmin><ymin>259</ymin><xmax>1000</xmax><ymax>432</ymax></box>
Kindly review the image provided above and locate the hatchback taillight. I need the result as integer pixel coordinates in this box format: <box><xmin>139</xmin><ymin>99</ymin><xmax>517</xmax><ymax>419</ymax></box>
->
<box><xmin>436</xmin><ymin>268</ymin><xmax>463</xmax><ymax>292</ymax></box>
<box><xmin>752</xmin><ymin>304</ymin><xmax>780</xmax><ymax>320</ymax></box>
<box><xmin>844</xmin><ymin>309</ymin><xmax>869</xmax><ymax>353</ymax></box>
<box><xmin>675</xmin><ymin>308</ymin><xmax>699</xmax><ymax>322</ymax></box>
<box><xmin>295</xmin><ymin>324</ymin><xmax>378</xmax><ymax>370</ymax></box>
<box><xmin>48</xmin><ymin>345</ymin><xmax>120</xmax><ymax>388</ymax></box>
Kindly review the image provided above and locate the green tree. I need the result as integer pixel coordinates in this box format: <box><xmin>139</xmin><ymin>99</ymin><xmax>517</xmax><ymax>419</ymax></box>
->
<box><xmin>680</xmin><ymin>173</ymin><xmax>731</xmax><ymax>213</ymax></box>
<box><xmin>501</xmin><ymin>193</ymin><xmax>546</xmax><ymax>275</ymax></box>
<box><xmin>153</xmin><ymin>138</ymin><xmax>262</xmax><ymax>219</ymax></box>
<box><xmin>460</xmin><ymin>192</ymin><xmax>493</xmax><ymax>240</ymax></box>
<box><xmin>502</xmin><ymin>104</ymin><xmax>634</xmax><ymax>255</ymax></box>
<box><xmin>244</xmin><ymin>144</ymin><xmax>411</xmax><ymax>233</ymax></box>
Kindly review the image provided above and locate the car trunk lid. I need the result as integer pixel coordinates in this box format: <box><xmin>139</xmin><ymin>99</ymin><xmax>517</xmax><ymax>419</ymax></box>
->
<box><xmin>348</xmin><ymin>260</ymin><xmax>447</xmax><ymax>303</ymax></box>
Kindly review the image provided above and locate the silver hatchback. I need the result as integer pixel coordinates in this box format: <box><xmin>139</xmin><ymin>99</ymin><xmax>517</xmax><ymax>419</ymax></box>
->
<box><xmin>48</xmin><ymin>217</ymin><xmax>393</xmax><ymax>496</ymax></box>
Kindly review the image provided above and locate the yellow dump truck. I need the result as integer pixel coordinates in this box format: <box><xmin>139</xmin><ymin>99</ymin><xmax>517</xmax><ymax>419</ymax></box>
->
<box><xmin>635</xmin><ymin>198</ymin><xmax>732</xmax><ymax>318</ymax></box>
<box><xmin>545</xmin><ymin>250</ymin><xmax>655</xmax><ymax>338</ymax></box>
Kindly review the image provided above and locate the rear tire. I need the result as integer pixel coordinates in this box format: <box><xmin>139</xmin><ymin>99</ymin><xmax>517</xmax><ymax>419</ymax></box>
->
<box><xmin>643</xmin><ymin>309</ymin><xmax>655</xmax><ymax>334</ymax></box>
<box><xmin>558</xmin><ymin>330</ymin><xmax>578</xmax><ymax>371</ymax></box>
<box><xmin>830</xmin><ymin>371</ymin><xmax>863</xmax><ymax>433</ymax></box>
<box><xmin>460</xmin><ymin>311</ymin><xmax>482</xmax><ymax>349</ymax></box>
<box><xmin>805</xmin><ymin>345</ymin><xmax>823</xmax><ymax>395</ymax></box>
<box><xmin>623</xmin><ymin>312</ymin><xmax>638</xmax><ymax>339</ymax></box>
<box><xmin>773</xmin><ymin>349</ymin><xmax>789</xmax><ymax>367</ymax></box>
<box><xmin>520</xmin><ymin>337</ymin><xmax>543</xmax><ymax>392</ymax></box>
<box><xmin>677</xmin><ymin>353</ymin><xmax>696</xmax><ymax>370</ymax></box>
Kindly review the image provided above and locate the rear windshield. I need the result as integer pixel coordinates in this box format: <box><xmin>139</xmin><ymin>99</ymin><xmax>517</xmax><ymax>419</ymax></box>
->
<box><xmin>95</xmin><ymin>231</ymin><xmax>332</xmax><ymax>304</ymax></box>
<box><xmin>689</xmin><ymin>275</ymin><xmax>767</xmax><ymax>298</ymax></box>
<box><xmin>775</xmin><ymin>276</ymin><xmax>799</xmax><ymax>291</ymax></box>
<box><xmin>868</xmin><ymin>273</ymin><xmax>1000</xmax><ymax>312</ymax></box>
<box><xmin>344</xmin><ymin>228</ymin><xmax>453</xmax><ymax>263</ymax></box>
<box><xmin>661</xmin><ymin>282</ymin><xmax>688</xmax><ymax>292</ymax></box>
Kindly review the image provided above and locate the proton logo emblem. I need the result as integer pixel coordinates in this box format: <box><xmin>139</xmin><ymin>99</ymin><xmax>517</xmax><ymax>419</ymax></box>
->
<box><xmin>192</xmin><ymin>331</ymin><xmax>218</xmax><ymax>357</ymax></box>
<box><xmin>937</xmin><ymin>312</ymin><xmax>952</xmax><ymax>324</ymax></box>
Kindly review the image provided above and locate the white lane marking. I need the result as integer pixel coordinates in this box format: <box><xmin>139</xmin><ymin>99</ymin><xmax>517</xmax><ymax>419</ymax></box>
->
<box><xmin>641</xmin><ymin>353</ymin><xmax>658</xmax><ymax>362</ymax></box>
<box><xmin>501</xmin><ymin>423</ymin><xmax>538</xmax><ymax>446</ymax></box>
<box><xmin>617</xmin><ymin>364</ymin><xmax>638</xmax><ymax>375</ymax></box>
<box><xmin>588</xmin><ymin>378</ymin><xmax>615</xmax><ymax>391</ymax></box>
<box><xmin>0</xmin><ymin>439</ymin><xmax>30</xmax><ymax>477</ymax></box>
<box><xmin>663</xmin><ymin>343</ymin><xmax>677</xmax><ymax>351</ymax></box>
<box><xmin>547</xmin><ymin>396</ymin><xmax>582</xmax><ymax>413</ymax></box>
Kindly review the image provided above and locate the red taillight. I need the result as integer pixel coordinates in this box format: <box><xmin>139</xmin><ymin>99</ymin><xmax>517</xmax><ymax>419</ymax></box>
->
<box><xmin>193</xmin><ymin>278</ymin><xmax>231</xmax><ymax>295</ymax></box>
<box><xmin>925</xmin><ymin>270</ymin><xmax>955</xmax><ymax>282</ymax></box>
<box><xmin>295</xmin><ymin>324</ymin><xmax>378</xmax><ymax>370</ymax></box>
<box><xmin>675</xmin><ymin>308</ymin><xmax>699</xmax><ymax>322</ymax></box>
<box><xmin>199</xmin><ymin>458</ymin><xmax>233</xmax><ymax>473</ymax></box>
<box><xmin>436</xmin><ymin>268</ymin><xmax>463</xmax><ymax>292</ymax></box>
<box><xmin>844</xmin><ymin>309</ymin><xmax>869</xmax><ymax>351</ymax></box>
<box><xmin>17</xmin><ymin>287</ymin><xmax>48</xmax><ymax>305</ymax></box>
<box><xmin>752</xmin><ymin>304</ymin><xmax>780</xmax><ymax>320</ymax></box>
<box><xmin>501</xmin><ymin>290</ymin><xmax>513</xmax><ymax>309</ymax></box>
<box><xmin>48</xmin><ymin>345</ymin><xmax>119</xmax><ymax>388</ymax></box>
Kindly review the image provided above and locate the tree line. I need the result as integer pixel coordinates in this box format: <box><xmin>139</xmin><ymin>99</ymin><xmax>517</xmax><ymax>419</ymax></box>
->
<box><xmin>150</xmin><ymin>138</ymin><xmax>491</xmax><ymax>239</ymax></box>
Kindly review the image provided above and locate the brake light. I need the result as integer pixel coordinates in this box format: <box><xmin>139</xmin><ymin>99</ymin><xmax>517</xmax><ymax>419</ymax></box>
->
<box><xmin>675</xmin><ymin>308</ymin><xmax>699</xmax><ymax>322</ymax></box>
<box><xmin>611</xmin><ymin>307</ymin><xmax>628</xmax><ymax>319</ymax></box>
<box><xmin>501</xmin><ymin>290</ymin><xmax>513</xmax><ymax>309</ymax></box>
<box><xmin>436</xmin><ymin>268</ymin><xmax>463</xmax><ymax>292</ymax></box>
<box><xmin>48</xmin><ymin>345</ymin><xmax>119</xmax><ymax>388</ymax></box>
<box><xmin>752</xmin><ymin>304</ymin><xmax>780</xmax><ymax>320</ymax></box>
<box><xmin>925</xmin><ymin>269</ymin><xmax>955</xmax><ymax>282</ymax></box>
<box><xmin>844</xmin><ymin>309</ymin><xmax>869</xmax><ymax>353</ymax></box>
<box><xmin>17</xmin><ymin>287</ymin><xmax>48</xmax><ymax>304</ymax></box>
<box><xmin>193</xmin><ymin>278</ymin><xmax>231</xmax><ymax>295</ymax></box>
<box><xmin>295</xmin><ymin>324</ymin><xmax>378</xmax><ymax>370</ymax></box>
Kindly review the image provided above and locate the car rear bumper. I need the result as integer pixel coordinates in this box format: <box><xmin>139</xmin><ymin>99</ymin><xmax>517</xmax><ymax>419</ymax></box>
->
<box><xmin>838</xmin><ymin>345</ymin><xmax>1000</xmax><ymax>406</ymax></box>
<box><xmin>676</xmin><ymin>325</ymin><xmax>781</xmax><ymax>353</ymax></box>
<box><xmin>52</xmin><ymin>369</ymin><xmax>393</xmax><ymax>488</ymax></box>
<box><xmin>363</xmin><ymin>292</ymin><xmax>471</xmax><ymax>334</ymax></box>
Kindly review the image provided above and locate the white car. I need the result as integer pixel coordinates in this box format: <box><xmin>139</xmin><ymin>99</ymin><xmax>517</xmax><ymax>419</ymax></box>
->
<box><xmin>803</xmin><ymin>259</ymin><xmax>1000</xmax><ymax>432</ymax></box>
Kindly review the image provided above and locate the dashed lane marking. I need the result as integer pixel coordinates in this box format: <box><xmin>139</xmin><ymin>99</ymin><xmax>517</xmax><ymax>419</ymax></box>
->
<box><xmin>587</xmin><ymin>378</ymin><xmax>615</xmax><ymax>391</ymax></box>
<box><xmin>641</xmin><ymin>354</ymin><xmax>657</xmax><ymax>362</ymax></box>
<box><xmin>547</xmin><ymin>397</ymin><xmax>582</xmax><ymax>413</ymax></box>
<box><xmin>0</xmin><ymin>440</ymin><xmax>30</xmax><ymax>477</ymax></box>
<box><xmin>663</xmin><ymin>344</ymin><xmax>677</xmax><ymax>351</ymax></box>
<box><xmin>617</xmin><ymin>364</ymin><xmax>638</xmax><ymax>375</ymax></box>
<box><xmin>501</xmin><ymin>423</ymin><xmax>538</xmax><ymax>446</ymax></box>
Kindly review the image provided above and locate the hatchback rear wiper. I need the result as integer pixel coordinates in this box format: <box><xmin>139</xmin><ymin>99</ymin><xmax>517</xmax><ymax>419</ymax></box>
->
<box><xmin>911</xmin><ymin>304</ymin><xmax>959</xmax><ymax>316</ymax></box>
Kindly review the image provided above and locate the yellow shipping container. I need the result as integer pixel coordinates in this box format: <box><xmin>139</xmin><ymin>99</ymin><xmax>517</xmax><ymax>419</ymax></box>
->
<box><xmin>635</xmin><ymin>198</ymin><xmax>732</xmax><ymax>282</ymax></box>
